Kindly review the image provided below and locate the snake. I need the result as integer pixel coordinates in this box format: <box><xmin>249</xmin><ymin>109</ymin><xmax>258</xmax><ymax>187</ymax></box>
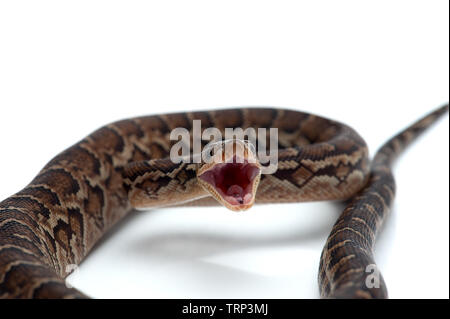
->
<box><xmin>0</xmin><ymin>105</ymin><xmax>448</xmax><ymax>299</ymax></box>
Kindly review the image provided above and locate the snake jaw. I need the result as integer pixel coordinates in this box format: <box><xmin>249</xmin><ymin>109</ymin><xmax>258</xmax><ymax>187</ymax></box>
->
<box><xmin>198</xmin><ymin>158</ymin><xmax>261</xmax><ymax>211</ymax></box>
<box><xmin>197</xmin><ymin>139</ymin><xmax>262</xmax><ymax>211</ymax></box>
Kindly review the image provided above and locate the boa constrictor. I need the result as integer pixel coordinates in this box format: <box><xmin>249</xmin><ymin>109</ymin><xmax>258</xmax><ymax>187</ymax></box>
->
<box><xmin>0</xmin><ymin>105</ymin><xmax>448</xmax><ymax>298</ymax></box>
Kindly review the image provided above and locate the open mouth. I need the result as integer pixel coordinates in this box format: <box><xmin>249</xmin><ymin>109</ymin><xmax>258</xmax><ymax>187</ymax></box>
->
<box><xmin>198</xmin><ymin>158</ymin><xmax>260</xmax><ymax>207</ymax></box>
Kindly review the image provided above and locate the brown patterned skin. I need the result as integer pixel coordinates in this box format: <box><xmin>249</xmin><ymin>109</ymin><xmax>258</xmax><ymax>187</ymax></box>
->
<box><xmin>0</xmin><ymin>106</ymin><xmax>447</xmax><ymax>298</ymax></box>
<box><xmin>319</xmin><ymin>104</ymin><xmax>449</xmax><ymax>298</ymax></box>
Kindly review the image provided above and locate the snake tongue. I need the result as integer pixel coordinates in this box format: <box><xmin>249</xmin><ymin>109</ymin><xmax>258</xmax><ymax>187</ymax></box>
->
<box><xmin>226</xmin><ymin>185</ymin><xmax>244</xmax><ymax>204</ymax></box>
<box><xmin>227</xmin><ymin>184</ymin><xmax>243</xmax><ymax>197</ymax></box>
<box><xmin>224</xmin><ymin>192</ymin><xmax>253</xmax><ymax>206</ymax></box>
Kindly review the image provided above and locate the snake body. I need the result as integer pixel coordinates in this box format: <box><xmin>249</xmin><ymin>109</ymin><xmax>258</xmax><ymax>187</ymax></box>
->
<box><xmin>0</xmin><ymin>105</ymin><xmax>448</xmax><ymax>298</ymax></box>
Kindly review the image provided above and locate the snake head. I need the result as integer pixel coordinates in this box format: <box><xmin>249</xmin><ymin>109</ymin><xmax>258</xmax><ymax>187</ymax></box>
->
<box><xmin>197</xmin><ymin>139</ymin><xmax>261</xmax><ymax>211</ymax></box>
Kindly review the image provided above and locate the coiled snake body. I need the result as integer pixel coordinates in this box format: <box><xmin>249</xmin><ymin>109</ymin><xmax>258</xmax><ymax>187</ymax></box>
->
<box><xmin>0</xmin><ymin>105</ymin><xmax>448</xmax><ymax>298</ymax></box>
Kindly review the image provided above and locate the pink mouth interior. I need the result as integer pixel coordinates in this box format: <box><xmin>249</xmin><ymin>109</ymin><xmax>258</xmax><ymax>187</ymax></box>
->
<box><xmin>199</xmin><ymin>158</ymin><xmax>260</xmax><ymax>206</ymax></box>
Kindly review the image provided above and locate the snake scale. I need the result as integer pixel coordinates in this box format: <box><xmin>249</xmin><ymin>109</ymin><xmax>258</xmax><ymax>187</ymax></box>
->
<box><xmin>0</xmin><ymin>105</ymin><xmax>448</xmax><ymax>299</ymax></box>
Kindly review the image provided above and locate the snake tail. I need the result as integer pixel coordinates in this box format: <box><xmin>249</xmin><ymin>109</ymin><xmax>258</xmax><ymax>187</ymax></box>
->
<box><xmin>318</xmin><ymin>104</ymin><xmax>449</xmax><ymax>298</ymax></box>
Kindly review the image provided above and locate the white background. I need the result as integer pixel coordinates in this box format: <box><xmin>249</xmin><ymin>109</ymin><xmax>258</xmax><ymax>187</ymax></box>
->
<box><xmin>0</xmin><ymin>1</ymin><xmax>448</xmax><ymax>299</ymax></box>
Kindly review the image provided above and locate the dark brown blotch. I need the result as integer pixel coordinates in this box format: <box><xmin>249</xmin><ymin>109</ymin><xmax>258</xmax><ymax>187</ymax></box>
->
<box><xmin>113</xmin><ymin>119</ymin><xmax>145</xmax><ymax>138</ymax></box>
<box><xmin>44</xmin><ymin>145</ymin><xmax>102</xmax><ymax>176</ymax></box>
<box><xmin>135</xmin><ymin>115</ymin><xmax>171</xmax><ymax>135</ymax></box>
<box><xmin>89</xmin><ymin>126</ymin><xmax>125</xmax><ymax>154</ymax></box>
<box><xmin>53</xmin><ymin>219</ymin><xmax>71</xmax><ymax>253</ymax></box>
<box><xmin>18</xmin><ymin>186</ymin><xmax>61</xmax><ymax>207</ymax></box>
<box><xmin>32</xmin><ymin>169</ymin><xmax>81</xmax><ymax>197</ymax></box>
<box><xmin>67</xmin><ymin>207</ymin><xmax>84</xmax><ymax>248</ymax></box>
<box><xmin>83</xmin><ymin>181</ymin><xmax>105</xmax><ymax>229</ymax></box>
<box><xmin>245</xmin><ymin>108</ymin><xmax>278</xmax><ymax>129</ymax></box>
<box><xmin>0</xmin><ymin>197</ymin><xmax>51</xmax><ymax>219</ymax></box>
